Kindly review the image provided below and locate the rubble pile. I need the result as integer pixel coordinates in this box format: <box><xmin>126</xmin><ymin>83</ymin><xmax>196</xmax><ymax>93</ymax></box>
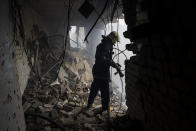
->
<box><xmin>109</xmin><ymin>82</ymin><xmax>127</xmax><ymax>114</ymax></box>
<box><xmin>22</xmin><ymin>50</ymin><xmax>127</xmax><ymax>131</ymax></box>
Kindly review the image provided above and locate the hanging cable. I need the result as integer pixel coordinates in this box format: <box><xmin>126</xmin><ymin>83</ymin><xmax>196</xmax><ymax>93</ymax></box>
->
<box><xmin>113</xmin><ymin>48</ymin><xmax>127</xmax><ymax>60</ymax></box>
<box><xmin>64</xmin><ymin>0</ymin><xmax>71</xmax><ymax>53</ymax></box>
<box><xmin>112</xmin><ymin>49</ymin><xmax>127</xmax><ymax>72</ymax></box>
<box><xmin>94</xmin><ymin>8</ymin><xmax>107</xmax><ymax>30</ymax></box>
<box><xmin>84</xmin><ymin>0</ymin><xmax>109</xmax><ymax>42</ymax></box>
<box><xmin>116</xmin><ymin>4</ymin><xmax>120</xmax><ymax>63</ymax></box>
<box><xmin>110</xmin><ymin>0</ymin><xmax>113</xmax><ymax>32</ymax></box>
<box><xmin>113</xmin><ymin>48</ymin><xmax>128</xmax><ymax>60</ymax></box>
<box><xmin>112</xmin><ymin>2</ymin><xmax>126</xmax><ymax>116</ymax></box>
<box><xmin>55</xmin><ymin>0</ymin><xmax>71</xmax><ymax>80</ymax></box>
<box><xmin>106</xmin><ymin>2</ymin><xmax>110</xmax><ymax>31</ymax></box>
<box><xmin>110</xmin><ymin>0</ymin><xmax>119</xmax><ymax>23</ymax></box>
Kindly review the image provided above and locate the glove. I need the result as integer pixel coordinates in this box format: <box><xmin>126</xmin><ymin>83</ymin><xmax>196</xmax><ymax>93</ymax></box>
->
<box><xmin>114</xmin><ymin>63</ymin><xmax>124</xmax><ymax>77</ymax></box>
<box><xmin>116</xmin><ymin>63</ymin><xmax>121</xmax><ymax>68</ymax></box>
<box><xmin>118</xmin><ymin>70</ymin><xmax>124</xmax><ymax>77</ymax></box>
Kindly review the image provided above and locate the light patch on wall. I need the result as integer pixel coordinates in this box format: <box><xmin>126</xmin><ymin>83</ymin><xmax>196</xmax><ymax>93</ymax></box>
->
<box><xmin>69</xmin><ymin>26</ymin><xmax>86</xmax><ymax>49</ymax></box>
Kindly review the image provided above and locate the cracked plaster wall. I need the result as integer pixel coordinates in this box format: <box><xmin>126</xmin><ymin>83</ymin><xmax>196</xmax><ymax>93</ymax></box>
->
<box><xmin>0</xmin><ymin>0</ymin><xmax>26</xmax><ymax>130</ymax></box>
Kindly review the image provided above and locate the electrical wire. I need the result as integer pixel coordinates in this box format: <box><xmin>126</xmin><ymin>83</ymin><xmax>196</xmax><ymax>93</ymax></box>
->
<box><xmin>113</xmin><ymin>48</ymin><xmax>128</xmax><ymax>60</ymax></box>
<box><xmin>109</xmin><ymin>0</ymin><xmax>118</xmax><ymax>121</ymax></box>
<box><xmin>110</xmin><ymin>0</ymin><xmax>113</xmax><ymax>32</ymax></box>
<box><xmin>113</xmin><ymin>48</ymin><xmax>127</xmax><ymax>59</ymax></box>
<box><xmin>64</xmin><ymin>0</ymin><xmax>71</xmax><ymax>52</ymax></box>
<box><xmin>111</xmin><ymin>1</ymin><xmax>126</xmax><ymax>117</ymax></box>
<box><xmin>94</xmin><ymin>8</ymin><xmax>107</xmax><ymax>30</ymax></box>
<box><xmin>115</xmin><ymin>14</ymin><xmax>123</xmax><ymax>119</ymax></box>
<box><xmin>111</xmin><ymin>47</ymin><xmax>125</xmax><ymax>117</ymax></box>
<box><xmin>56</xmin><ymin>0</ymin><xmax>71</xmax><ymax>79</ymax></box>
<box><xmin>110</xmin><ymin>0</ymin><xmax>119</xmax><ymax>24</ymax></box>
<box><xmin>112</xmin><ymin>49</ymin><xmax>127</xmax><ymax>71</ymax></box>
<box><xmin>84</xmin><ymin>0</ymin><xmax>109</xmax><ymax>42</ymax></box>
<box><xmin>116</xmin><ymin>4</ymin><xmax>120</xmax><ymax>63</ymax></box>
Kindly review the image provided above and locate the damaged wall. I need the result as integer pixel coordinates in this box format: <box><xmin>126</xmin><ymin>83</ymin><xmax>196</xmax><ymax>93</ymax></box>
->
<box><xmin>123</xmin><ymin>0</ymin><xmax>195</xmax><ymax>131</ymax></box>
<box><xmin>14</xmin><ymin>45</ymin><xmax>30</xmax><ymax>94</ymax></box>
<box><xmin>0</xmin><ymin>0</ymin><xmax>26</xmax><ymax>130</ymax></box>
<box><xmin>13</xmin><ymin>4</ymin><xmax>38</xmax><ymax>94</ymax></box>
<box><xmin>12</xmin><ymin>0</ymin><xmax>49</xmax><ymax>94</ymax></box>
<box><xmin>14</xmin><ymin>0</ymin><xmax>69</xmax><ymax>95</ymax></box>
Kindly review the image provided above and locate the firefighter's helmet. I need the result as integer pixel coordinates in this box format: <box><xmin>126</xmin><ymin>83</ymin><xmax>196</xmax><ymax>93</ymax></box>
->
<box><xmin>107</xmin><ymin>31</ymin><xmax>120</xmax><ymax>43</ymax></box>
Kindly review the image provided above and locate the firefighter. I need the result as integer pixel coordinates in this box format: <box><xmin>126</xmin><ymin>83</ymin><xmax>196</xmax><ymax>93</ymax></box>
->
<box><xmin>86</xmin><ymin>31</ymin><xmax>123</xmax><ymax>113</ymax></box>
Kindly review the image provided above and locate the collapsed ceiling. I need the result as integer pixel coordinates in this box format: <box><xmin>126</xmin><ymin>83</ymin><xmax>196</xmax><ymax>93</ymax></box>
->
<box><xmin>24</xmin><ymin>0</ymin><xmax>123</xmax><ymax>29</ymax></box>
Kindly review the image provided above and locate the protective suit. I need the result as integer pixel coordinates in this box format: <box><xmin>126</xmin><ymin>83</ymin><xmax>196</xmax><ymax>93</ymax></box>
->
<box><xmin>87</xmin><ymin>31</ymin><xmax>121</xmax><ymax>111</ymax></box>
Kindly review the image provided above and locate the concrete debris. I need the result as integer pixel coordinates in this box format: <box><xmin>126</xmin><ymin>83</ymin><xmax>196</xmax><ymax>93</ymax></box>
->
<box><xmin>50</xmin><ymin>110</ymin><xmax>59</xmax><ymax>118</ymax></box>
<box><xmin>84</xmin><ymin>123</ymin><xmax>96</xmax><ymax>131</ymax></box>
<box><xmin>50</xmin><ymin>78</ymin><xmax>60</xmax><ymax>86</ymax></box>
<box><xmin>23</xmin><ymin>50</ymin><xmax>126</xmax><ymax>131</ymax></box>
<box><xmin>23</xmin><ymin>102</ymin><xmax>31</xmax><ymax>112</ymax></box>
